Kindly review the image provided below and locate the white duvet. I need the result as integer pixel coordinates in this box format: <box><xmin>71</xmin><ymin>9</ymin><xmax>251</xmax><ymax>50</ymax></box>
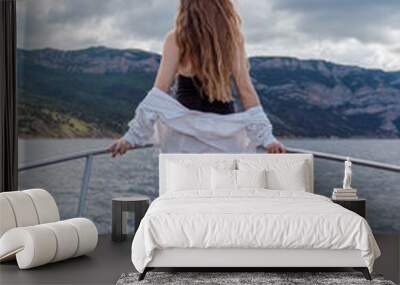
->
<box><xmin>131</xmin><ymin>190</ymin><xmax>380</xmax><ymax>273</ymax></box>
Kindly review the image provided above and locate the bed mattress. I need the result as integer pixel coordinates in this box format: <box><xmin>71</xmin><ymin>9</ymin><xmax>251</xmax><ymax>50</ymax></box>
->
<box><xmin>131</xmin><ymin>190</ymin><xmax>380</xmax><ymax>273</ymax></box>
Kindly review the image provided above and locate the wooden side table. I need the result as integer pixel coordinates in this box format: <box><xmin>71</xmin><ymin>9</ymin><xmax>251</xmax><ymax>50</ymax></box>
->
<box><xmin>112</xmin><ymin>195</ymin><xmax>150</xmax><ymax>242</ymax></box>
<box><xmin>332</xmin><ymin>198</ymin><xmax>366</xmax><ymax>218</ymax></box>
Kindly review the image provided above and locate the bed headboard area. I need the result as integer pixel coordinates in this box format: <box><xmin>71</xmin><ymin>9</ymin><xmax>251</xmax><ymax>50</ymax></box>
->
<box><xmin>159</xmin><ymin>154</ymin><xmax>314</xmax><ymax>195</ymax></box>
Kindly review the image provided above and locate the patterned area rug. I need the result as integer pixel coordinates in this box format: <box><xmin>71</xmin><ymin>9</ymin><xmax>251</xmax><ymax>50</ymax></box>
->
<box><xmin>116</xmin><ymin>272</ymin><xmax>396</xmax><ymax>285</ymax></box>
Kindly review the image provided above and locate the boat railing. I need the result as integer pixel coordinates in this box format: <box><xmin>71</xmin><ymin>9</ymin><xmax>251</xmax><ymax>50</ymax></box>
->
<box><xmin>18</xmin><ymin>145</ymin><xmax>400</xmax><ymax>217</ymax></box>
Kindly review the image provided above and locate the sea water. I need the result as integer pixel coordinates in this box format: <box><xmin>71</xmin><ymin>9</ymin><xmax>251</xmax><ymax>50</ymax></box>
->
<box><xmin>18</xmin><ymin>139</ymin><xmax>400</xmax><ymax>234</ymax></box>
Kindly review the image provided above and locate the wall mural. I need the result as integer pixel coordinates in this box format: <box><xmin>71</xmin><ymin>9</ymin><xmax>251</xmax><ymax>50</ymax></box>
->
<box><xmin>16</xmin><ymin>0</ymin><xmax>400</xmax><ymax>234</ymax></box>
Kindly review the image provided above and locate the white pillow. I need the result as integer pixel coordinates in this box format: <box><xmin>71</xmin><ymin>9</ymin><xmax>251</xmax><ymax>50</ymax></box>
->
<box><xmin>266</xmin><ymin>164</ymin><xmax>307</xmax><ymax>191</ymax></box>
<box><xmin>238</xmin><ymin>159</ymin><xmax>308</xmax><ymax>191</ymax></box>
<box><xmin>166</xmin><ymin>159</ymin><xmax>236</xmax><ymax>192</ymax></box>
<box><xmin>167</xmin><ymin>162</ymin><xmax>211</xmax><ymax>192</ymax></box>
<box><xmin>211</xmin><ymin>169</ymin><xmax>268</xmax><ymax>191</ymax></box>
<box><xmin>211</xmin><ymin>168</ymin><xmax>236</xmax><ymax>191</ymax></box>
<box><xmin>236</xmin><ymin>169</ymin><xmax>267</xmax><ymax>189</ymax></box>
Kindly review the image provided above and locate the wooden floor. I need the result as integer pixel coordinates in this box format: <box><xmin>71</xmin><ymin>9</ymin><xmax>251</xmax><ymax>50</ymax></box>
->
<box><xmin>0</xmin><ymin>235</ymin><xmax>133</xmax><ymax>285</ymax></box>
<box><xmin>0</xmin><ymin>234</ymin><xmax>399</xmax><ymax>285</ymax></box>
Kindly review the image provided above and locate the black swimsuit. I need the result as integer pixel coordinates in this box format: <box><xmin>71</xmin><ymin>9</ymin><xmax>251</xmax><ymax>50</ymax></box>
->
<box><xmin>176</xmin><ymin>75</ymin><xmax>235</xmax><ymax>115</ymax></box>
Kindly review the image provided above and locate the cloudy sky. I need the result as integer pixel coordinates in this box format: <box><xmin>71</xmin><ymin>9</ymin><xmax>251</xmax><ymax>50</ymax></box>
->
<box><xmin>17</xmin><ymin>0</ymin><xmax>400</xmax><ymax>71</ymax></box>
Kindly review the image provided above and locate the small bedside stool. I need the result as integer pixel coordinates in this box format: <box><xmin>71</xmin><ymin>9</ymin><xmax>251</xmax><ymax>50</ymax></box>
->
<box><xmin>112</xmin><ymin>195</ymin><xmax>150</xmax><ymax>242</ymax></box>
<box><xmin>332</xmin><ymin>198</ymin><xmax>366</xmax><ymax>218</ymax></box>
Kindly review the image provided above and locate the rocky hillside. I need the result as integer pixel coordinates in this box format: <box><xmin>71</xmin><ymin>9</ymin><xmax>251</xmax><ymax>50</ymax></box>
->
<box><xmin>17</xmin><ymin>47</ymin><xmax>159</xmax><ymax>138</ymax></box>
<box><xmin>250</xmin><ymin>57</ymin><xmax>400</xmax><ymax>137</ymax></box>
<box><xmin>17</xmin><ymin>47</ymin><xmax>400</xmax><ymax>138</ymax></box>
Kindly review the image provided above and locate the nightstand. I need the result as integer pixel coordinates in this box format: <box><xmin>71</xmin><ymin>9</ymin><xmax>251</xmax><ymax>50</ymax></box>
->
<box><xmin>332</xmin><ymin>198</ymin><xmax>366</xmax><ymax>218</ymax></box>
<box><xmin>112</xmin><ymin>195</ymin><xmax>150</xmax><ymax>242</ymax></box>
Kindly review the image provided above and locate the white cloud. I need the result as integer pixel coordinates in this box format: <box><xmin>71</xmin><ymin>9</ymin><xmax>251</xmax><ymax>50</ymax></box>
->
<box><xmin>16</xmin><ymin>0</ymin><xmax>400</xmax><ymax>71</ymax></box>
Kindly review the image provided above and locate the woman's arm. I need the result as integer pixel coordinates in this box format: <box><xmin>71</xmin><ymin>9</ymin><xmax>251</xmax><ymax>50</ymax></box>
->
<box><xmin>232</xmin><ymin>36</ymin><xmax>261</xmax><ymax>110</ymax></box>
<box><xmin>154</xmin><ymin>31</ymin><xmax>180</xmax><ymax>93</ymax></box>
<box><xmin>109</xmin><ymin>32</ymin><xmax>179</xmax><ymax>157</ymax></box>
<box><xmin>233</xmin><ymin>37</ymin><xmax>286</xmax><ymax>153</ymax></box>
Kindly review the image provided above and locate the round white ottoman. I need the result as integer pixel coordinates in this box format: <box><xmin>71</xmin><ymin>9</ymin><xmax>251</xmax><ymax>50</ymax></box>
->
<box><xmin>0</xmin><ymin>218</ymin><xmax>98</xmax><ymax>269</ymax></box>
<box><xmin>0</xmin><ymin>189</ymin><xmax>98</xmax><ymax>269</ymax></box>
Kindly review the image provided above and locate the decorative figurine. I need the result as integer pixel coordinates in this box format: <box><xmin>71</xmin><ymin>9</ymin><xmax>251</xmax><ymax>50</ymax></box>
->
<box><xmin>342</xmin><ymin>157</ymin><xmax>352</xmax><ymax>189</ymax></box>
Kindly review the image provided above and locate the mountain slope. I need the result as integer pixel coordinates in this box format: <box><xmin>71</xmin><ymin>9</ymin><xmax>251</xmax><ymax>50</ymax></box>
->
<box><xmin>17</xmin><ymin>47</ymin><xmax>400</xmax><ymax>138</ymax></box>
<box><xmin>17</xmin><ymin>47</ymin><xmax>159</xmax><ymax>137</ymax></box>
<box><xmin>250</xmin><ymin>57</ymin><xmax>400</xmax><ymax>137</ymax></box>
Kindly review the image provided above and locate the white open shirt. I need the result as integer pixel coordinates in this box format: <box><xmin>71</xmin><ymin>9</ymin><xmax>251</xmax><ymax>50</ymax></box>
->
<box><xmin>123</xmin><ymin>87</ymin><xmax>276</xmax><ymax>153</ymax></box>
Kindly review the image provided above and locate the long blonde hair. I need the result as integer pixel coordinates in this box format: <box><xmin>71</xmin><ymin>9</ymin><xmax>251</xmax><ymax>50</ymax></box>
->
<box><xmin>175</xmin><ymin>0</ymin><xmax>242</xmax><ymax>103</ymax></box>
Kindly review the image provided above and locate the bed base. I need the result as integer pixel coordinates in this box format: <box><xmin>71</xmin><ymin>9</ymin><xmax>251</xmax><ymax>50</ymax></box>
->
<box><xmin>138</xmin><ymin>267</ymin><xmax>371</xmax><ymax>281</ymax></box>
<box><xmin>138</xmin><ymin>248</ymin><xmax>372</xmax><ymax>281</ymax></box>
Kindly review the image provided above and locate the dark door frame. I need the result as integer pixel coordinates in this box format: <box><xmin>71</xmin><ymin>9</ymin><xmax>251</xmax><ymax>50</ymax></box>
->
<box><xmin>0</xmin><ymin>0</ymin><xmax>17</xmax><ymax>192</ymax></box>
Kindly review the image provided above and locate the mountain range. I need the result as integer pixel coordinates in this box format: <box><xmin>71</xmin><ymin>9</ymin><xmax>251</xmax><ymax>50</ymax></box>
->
<box><xmin>17</xmin><ymin>46</ymin><xmax>400</xmax><ymax>138</ymax></box>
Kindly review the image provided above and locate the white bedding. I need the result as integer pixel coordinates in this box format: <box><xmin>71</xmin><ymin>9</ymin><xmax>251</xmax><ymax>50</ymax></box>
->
<box><xmin>131</xmin><ymin>190</ymin><xmax>380</xmax><ymax>273</ymax></box>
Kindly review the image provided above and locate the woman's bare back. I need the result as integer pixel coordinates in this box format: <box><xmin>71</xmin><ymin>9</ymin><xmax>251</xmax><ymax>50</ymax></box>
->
<box><xmin>155</xmin><ymin>31</ymin><xmax>261</xmax><ymax>110</ymax></box>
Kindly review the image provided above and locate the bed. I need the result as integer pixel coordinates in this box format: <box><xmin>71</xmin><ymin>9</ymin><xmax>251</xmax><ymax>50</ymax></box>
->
<box><xmin>131</xmin><ymin>154</ymin><xmax>380</xmax><ymax>280</ymax></box>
